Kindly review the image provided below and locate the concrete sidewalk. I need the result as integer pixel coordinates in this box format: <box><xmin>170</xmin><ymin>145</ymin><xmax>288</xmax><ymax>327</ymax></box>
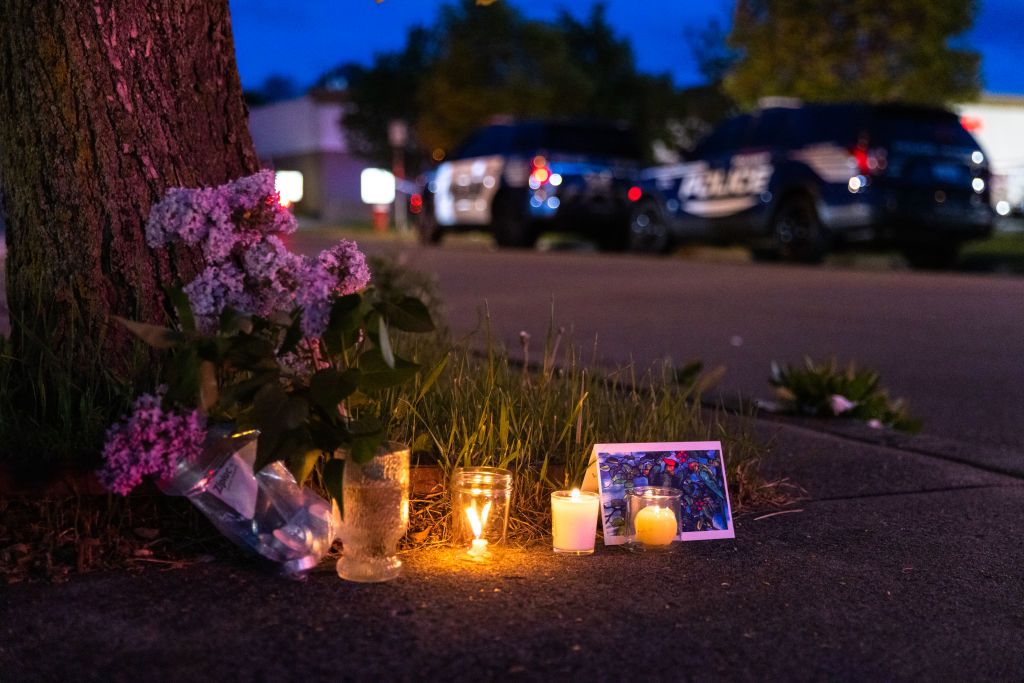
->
<box><xmin>2</xmin><ymin>420</ymin><xmax>1022</xmax><ymax>681</ymax></box>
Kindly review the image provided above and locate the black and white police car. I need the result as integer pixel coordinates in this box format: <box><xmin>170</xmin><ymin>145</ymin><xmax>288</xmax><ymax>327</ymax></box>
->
<box><xmin>413</xmin><ymin>119</ymin><xmax>642</xmax><ymax>249</ymax></box>
<box><xmin>631</xmin><ymin>102</ymin><xmax>994</xmax><ymax>267</ymax></box>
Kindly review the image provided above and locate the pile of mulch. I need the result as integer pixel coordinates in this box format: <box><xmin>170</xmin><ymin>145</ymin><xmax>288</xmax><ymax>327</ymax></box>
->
<box><xmin>0</xmin><ymin>471</ymin><xmax>235</xmax><ymax>584</ymax></box>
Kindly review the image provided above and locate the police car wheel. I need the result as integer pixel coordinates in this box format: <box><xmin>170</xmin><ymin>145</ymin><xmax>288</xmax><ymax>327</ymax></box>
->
<box><xmin>492</xmin><ymin>197</ymin><xmax>536</xmax><ymax>249</ymax></box>
<box><xmin>628</xmin><ymin>202</ymin><xmax>671</xmax><ymax>254</ymax></box>
<box><xmin>771</xmin><ymin>195</ymin><xmax>828</xmax><ymax>264</ymax></box>
<box><xmin>417</xmin><ymin>211</ymin><xmax>443</xmax><ymax>245</ymax></box>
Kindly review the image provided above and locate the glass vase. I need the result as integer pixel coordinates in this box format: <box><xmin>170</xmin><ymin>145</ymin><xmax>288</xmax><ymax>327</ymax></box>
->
<box><xmin>335</xmin><ymin>442</ymin><xmax>410</xmax><ymax>583</ymax></box>
<box><xmin>451</xmin><ymin>467</ymin><xmax>512</xmax><ymax>561</ymax></box>
<box><xmin>626</xmin><ymin>486</ymin><xmax>682</xmax><ymax>551</ymax></box>
<box><xmin>158</xmin><ymin>427</ymin><xmax>339</xmax><ymax>578</ymax></box>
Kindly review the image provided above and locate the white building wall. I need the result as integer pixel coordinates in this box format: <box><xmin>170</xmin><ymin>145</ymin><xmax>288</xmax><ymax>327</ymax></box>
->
<box><xmin>956</xmin><ymin>96</ymin><xmax>1024</xmax><ymax>209</ymax></box>
<box><xmin>248</xmin><ymin>96</ymin><xmax>348</xmax><ymax>158</ymax></box>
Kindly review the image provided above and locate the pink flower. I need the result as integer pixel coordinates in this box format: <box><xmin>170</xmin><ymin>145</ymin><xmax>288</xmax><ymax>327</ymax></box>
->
<box><xmin>97</xmin><ymin>391</ymin><xmax>207</xmax><ymax>496</ymax></box>
<box><xmin>829</xmin><ymin>394</ymin><xmax>856</xmax><ymax>415</ymax></box>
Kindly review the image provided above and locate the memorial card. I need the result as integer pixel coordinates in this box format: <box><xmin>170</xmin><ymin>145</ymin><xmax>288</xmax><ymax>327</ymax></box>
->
<box><xmin>583</xmin><ymin>441</ymin><xmax>735</xmax><ymax>545</ymax></box>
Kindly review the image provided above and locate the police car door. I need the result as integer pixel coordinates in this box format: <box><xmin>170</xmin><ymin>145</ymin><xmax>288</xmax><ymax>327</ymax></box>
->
<box><xmin>677</xmin><ymin>115</ymin><xmax>773</xmax><ymax>238</ymax></box>
<box><xmin>433</xmin><ymin>126</ymin><xmax>508</xmax><ymax>228</ymax></box>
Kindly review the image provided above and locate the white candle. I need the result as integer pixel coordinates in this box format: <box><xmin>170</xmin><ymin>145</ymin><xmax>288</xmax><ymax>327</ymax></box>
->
<box><xmin>551</xmin><ymin>488</ymin><xmax>599</xmax><ymax>555</ymax></box>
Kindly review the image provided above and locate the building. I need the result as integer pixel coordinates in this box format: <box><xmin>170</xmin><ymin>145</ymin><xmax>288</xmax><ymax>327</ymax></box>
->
<box><xmin>956</xmin><ymin>94</ymin><xmax>1024</xmax><ymax>215</ymax></box>
<box><xmin>247</xmin><ymin>92</ymin><xmax>370</xmax><ymax>222</ymax></box>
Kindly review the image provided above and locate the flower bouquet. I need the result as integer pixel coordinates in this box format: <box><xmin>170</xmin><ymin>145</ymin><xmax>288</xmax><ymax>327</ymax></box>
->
<box><xmin>98</xmin><ymin>171</ymin><xmax>437</xmax><ymax>576</ymax></box>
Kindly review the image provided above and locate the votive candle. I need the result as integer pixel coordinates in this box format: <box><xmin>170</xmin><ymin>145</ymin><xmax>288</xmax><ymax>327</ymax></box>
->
<box><xmin>551</xmin><ymin>488</ymin><xmax>600</xmax><ymax>555</ymax></box>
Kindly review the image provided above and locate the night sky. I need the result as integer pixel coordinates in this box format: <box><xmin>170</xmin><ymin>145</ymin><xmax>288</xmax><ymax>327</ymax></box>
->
<box><xmin>230</xmin><ymin>0</ymin><xmax>1024</xmax><ymax>97</ymax></box>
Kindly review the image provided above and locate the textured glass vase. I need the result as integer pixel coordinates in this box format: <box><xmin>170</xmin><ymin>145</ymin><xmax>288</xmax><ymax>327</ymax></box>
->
<box><xmin>336</xmin><ymin>442</ymin><xmax>410</xmax><ymax>583</ymax></box>
<box><xmin>158</xmin><ymin>427</ymin><xmax>339</xmax><ymax>578</ymax></box>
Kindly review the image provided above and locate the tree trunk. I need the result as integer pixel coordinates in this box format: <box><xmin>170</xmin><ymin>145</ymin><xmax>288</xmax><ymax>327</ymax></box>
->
<box><xmin>0</xmin><ymin>1</ymin><xmax>258</xmax><ymax>366</ymax></box>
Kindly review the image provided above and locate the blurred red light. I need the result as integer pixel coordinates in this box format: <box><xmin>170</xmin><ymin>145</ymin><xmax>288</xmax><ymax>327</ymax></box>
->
<box><xmin>409</xmin><ymin>193</ymin><xmax>423</xmax><ymax>214</ymax></box>
<box><xmin>532</xmin><ymin>168</ymin><xmax>550</xmax><ymax>184</ymax></box>
<box><xmin>627</xmin><ymin>186</ymin><xmax>642</xmax><ymax>202</ymax></box>
<box><xmin>960</xmin><ymin>116</ymin><xmax>982</xmax><ymax>132</ymax></box>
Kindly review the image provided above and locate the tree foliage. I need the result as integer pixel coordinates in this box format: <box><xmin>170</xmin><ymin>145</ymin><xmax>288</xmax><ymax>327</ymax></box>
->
<box><xmin>724</xmin><ymin>0</ymin><xmax>981</xmax><ymax>108</ymax></box>
<box><xmin>330</xmin><ymin>0</ymin><xmax>688</xmax><ymax>168</ymax></box>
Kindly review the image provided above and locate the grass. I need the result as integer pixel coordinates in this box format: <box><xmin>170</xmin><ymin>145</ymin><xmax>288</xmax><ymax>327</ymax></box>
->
<box><xmin>959</xmin><ymin>231</ymin><xmax>1024</xmax><ymax>273</ymax></box>
<box><xmin>376</xmin><ymin>324</ymin><xmax>789</xmax><ymax>548</ymax></box>
<box><xmin>769</xmin><ymin>356</ymin><xmax>921</xmax><ymax>432</ymax></box>
<box><xmin>0</xmin><ymin>300</ymin><xmax>155</xmax><ymax>475</ymax></box>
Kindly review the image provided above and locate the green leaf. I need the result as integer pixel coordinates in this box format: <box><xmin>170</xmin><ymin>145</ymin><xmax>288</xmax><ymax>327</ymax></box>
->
<box><xmin>224</xmin><ymin>334</ymin><xmax>278</xmax><ymax>370</ymax></box>
<box><xmin>415</xmin><ymin>354</ymin><xmax>449</xmax><ymax>403</ymax></box>
<box><xmin>375</xmin><ymin>296</ymin><xmax>435</xmax><ymax>333</ymax></box>
<box><xmin>378</xmin><ymin>316</ymin><xmax>395</xmax><ymax>369</ymax></box>
<box><xmin>348</xmin><ymin>415</ymin><xmax>384</xmax><ymax>436</ymax></box>
<box><xmin>113</xmin><ymin>316</ymin><xmax>184</xmax><ymax>349</ymax></box>
<box><xmin>323</xmin><ymin>459</ymin><xmax>345</xmax><ymax>512</ymax></box>
<box><xmin>287</xmin><ymin>449</ymin><xmax>322</xmax><ymax>485</ymax></box>
<box><xmin>165</xmin><ymin>286</ymin><xmax>196</xmax><ymax>333</ymax></box>
<box><xmin>219</xmin><ymin>370</ymin><xmax>280</xmax><ymax>409</ymax></box>
<box><xmin>250</xmin><ymin>384</ymin><xmax>302</xmax><ymax>469</ymax></box>
<box><xmin>165</xmin><ymin>346</ymin><xmax>201</xmax><ymax>407</ymax></box>
<box><xmin>358</xmin><ymin>349</ymin><xmax>420</xmax><ymax>391</ymax></box>
<box><xmin>309</xmin><ymin>368</ymin><xmax>360</xmax><ymax>416</ymax></box>
<box><xmin>323</xmin><ymin>294</ymin><xmax>363</xmax><ymax>354</ymax></box>
<box><xmin>350</xmin><ymin>431</ymin><xmax>385</xmax><ymax>464</ymax></box>
<box><xmin>278</xmin><ymin>314</ymin><xmax>304</xmax><ymax>357</ymax></box>
<box><xmin>219</xmin><ymin>307</ymin><xmax>254</xmax><ymax>336</ymax></box>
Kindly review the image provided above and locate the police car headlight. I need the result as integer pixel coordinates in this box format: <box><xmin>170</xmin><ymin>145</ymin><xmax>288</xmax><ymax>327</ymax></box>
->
<box><xmin>848</xmin><ymin>175</ymin><xmax>866</xmax><ymax>192</ymax></box>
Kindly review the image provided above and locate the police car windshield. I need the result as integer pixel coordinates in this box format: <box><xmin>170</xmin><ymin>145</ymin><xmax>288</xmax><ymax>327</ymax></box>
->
<box><xmin>869</xmin><ymin>110</ymin><xmax>977</xmax><ymax>148</ymax></box>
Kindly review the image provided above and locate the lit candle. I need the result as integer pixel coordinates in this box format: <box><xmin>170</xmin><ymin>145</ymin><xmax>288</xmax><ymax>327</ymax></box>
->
<box><xmin>463</xmin><ymin>500</ymin><xmax>492</xmax><ymax>560</ymax></box>
<box><xmin>633</xmin><ymin>504</ymin><xmax>678</xmax><ymax>546</ymax></box>
<box><xmin>551</xmin><ymin>488</ymin><xmax>600</xmax><ymax>555</ymax></box>
<box><xmin>468</xmin><ymin>538</ymin><xmax>489</xmax><ymax>558</ymax></box>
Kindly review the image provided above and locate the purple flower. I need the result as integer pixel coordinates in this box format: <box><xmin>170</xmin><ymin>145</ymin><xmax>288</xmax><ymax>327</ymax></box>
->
<box><xmin>146</xmin><ymin>172</ymin><xmax>369</xmax><ymax>338</ymax></box>
<box><xmin>183</xmin><ymin>262</ymin><xmax>250</xmax><ymax>333</ymax></box>
<box><xmin>318</xmin><ymin>240</ymin><xmax>370</xmax><ymax>296</ymax></box>
<box><xmin>97</xmin><ymin>391</ymin><xmax>207</xmax><ymax>496</ymax></box>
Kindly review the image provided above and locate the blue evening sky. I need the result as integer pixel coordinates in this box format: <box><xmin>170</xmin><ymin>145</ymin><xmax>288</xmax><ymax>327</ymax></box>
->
<box><xmin>229</xmin><ymin>0</ymin><xmax>1023</xmax><ymax>96</ymax></box>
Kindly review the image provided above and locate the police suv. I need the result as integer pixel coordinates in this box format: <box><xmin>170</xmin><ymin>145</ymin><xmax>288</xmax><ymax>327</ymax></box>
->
<box><xmin>631</xmin><ymin>103</ymin><xmax>994</xmax><ymax>266</ymax></box>
<box><xmin>415</xmin><ymin>120</ymin><xmax>642</xmax><ymax>249</ymax></box>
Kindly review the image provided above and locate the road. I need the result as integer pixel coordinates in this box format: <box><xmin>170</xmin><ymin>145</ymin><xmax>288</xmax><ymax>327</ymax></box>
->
<box><xmin>294</xmin><ymin>231</ymin><xmax>1024</xmax><ymax>453</ymax></box>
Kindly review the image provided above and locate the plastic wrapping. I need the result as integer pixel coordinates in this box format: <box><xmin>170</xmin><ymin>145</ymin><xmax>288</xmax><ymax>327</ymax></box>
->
<box><xmin>158</xmin><ymin>428</ymin><xmax>339</xmax><ymax>578</ymax></box>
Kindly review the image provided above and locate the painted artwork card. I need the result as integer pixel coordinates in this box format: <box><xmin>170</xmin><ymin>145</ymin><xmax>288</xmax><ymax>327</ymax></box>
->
<box><xmin>585</xmin><ymin>441</ymin><xmax>735</xmax><ymax>545</ymax></box>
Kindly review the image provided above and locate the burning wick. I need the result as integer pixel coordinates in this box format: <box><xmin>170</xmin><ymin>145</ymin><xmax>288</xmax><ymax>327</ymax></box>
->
<box><xmin>464</xmin><ymin>500</ymin><xmax>492</xmax><ymax>559</ymax></box>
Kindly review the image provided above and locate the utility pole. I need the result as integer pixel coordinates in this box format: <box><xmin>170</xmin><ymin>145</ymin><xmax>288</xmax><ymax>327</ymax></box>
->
<box><xmin>388</xmin><ymin>120</ymin><xmax>408</xmax><ymax>232</ymax></box>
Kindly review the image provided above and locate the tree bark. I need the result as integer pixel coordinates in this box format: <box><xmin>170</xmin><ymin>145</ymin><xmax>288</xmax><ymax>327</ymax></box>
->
<box><xmin>0</xmin><ymin>1</ymin><xmax>258</xmax><ymax>366</ymax></box>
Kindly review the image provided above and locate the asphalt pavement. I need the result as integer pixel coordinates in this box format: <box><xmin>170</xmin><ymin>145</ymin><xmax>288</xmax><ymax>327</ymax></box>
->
<box><xmin>3</xmin><ymin>421</ymin><xmax>1022</xmax><ymax>681</ymax></box>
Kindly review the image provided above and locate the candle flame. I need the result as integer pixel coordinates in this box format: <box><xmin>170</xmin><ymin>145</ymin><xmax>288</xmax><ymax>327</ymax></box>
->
<box><xmin>570</xmin><ymin>488</ymin><xmax>581</xmax><ymax>500</ymax></box>
<box><xmin>465</xmin><ymin>500</ymin><xmax>492</xmax><ymax>539</ymax></box>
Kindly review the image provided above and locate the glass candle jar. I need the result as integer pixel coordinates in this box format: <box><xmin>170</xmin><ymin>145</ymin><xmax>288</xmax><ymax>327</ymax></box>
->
<box><xmin>451</xmin><ymin>467</ymin><xmax>512</xmax><ymax>561</ymax></box>
<box><xmin>626</xmin><ymin>486</ymin><xmax>682</xmax><ymax>550</ymax></box>
<box><xmin>336</xmin><ymin>442</ymin><xmax>410</xmax><ymax>583</ymax></box>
